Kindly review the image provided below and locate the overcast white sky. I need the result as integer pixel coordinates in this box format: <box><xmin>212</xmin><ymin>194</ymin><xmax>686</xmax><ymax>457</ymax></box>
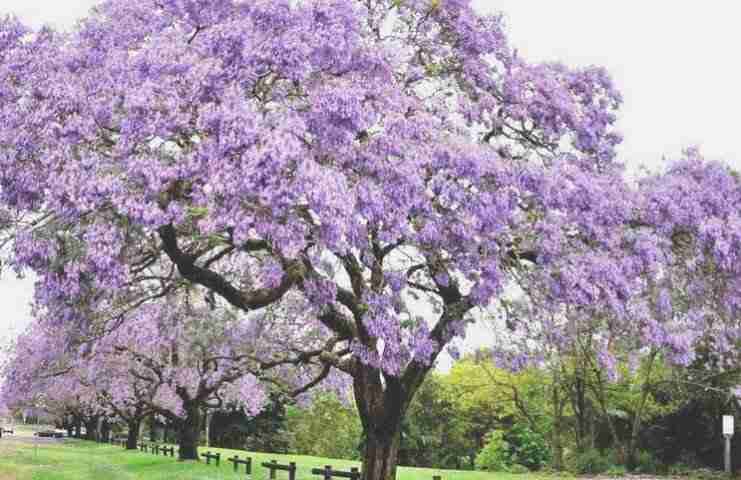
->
<box><xmin>0</xmin><ymin>1</ymin><xmax>739</xmax><ymax>359</ymax></box>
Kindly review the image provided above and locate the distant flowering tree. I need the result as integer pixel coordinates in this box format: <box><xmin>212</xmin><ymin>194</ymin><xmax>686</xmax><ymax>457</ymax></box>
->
<box><xmin>492</xmin><ymin>151</ymin><xmax>741</xmax><ymax>466</ymax></box>
<box><xmin>91</xmin><ymin>296</ymin><xmax>278</xmax><ymax>459</ymax></box>
<box><xmin>76</xmin><ymin>343</ymin><xmax>158</xmax><ymax>449</ymax></box>
<box><xmin>2</xmin><ymin>320</ymin><xmax>120</xmax><ymax>440</ymax></box>
<box><xmin>3</xmin><ymin>292</ymin><xmax>312</xmax><ymax>458</ymax></box>
<box><xmin>495</xmin><ymin>151</ymin><xmax>741</xmax><ymax>372</ymax></box>
<box><xmin>1</xmin><ymin>0</ymin><xmax>740</xmax><ymax>478</ymax></box>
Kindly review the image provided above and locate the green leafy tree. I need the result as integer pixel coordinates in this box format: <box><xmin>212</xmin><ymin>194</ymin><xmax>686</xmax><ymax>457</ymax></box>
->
<box><xmin>400</xmin><ymin>374</ymin><xmax>472</xmax><ymax>469</ymax></box>
<box><xmin>285</xmin><ymin>393</ymin><xmax>362</xmax><ymax>460</ymax></box>
<box><xmin>441</xmin><ymin>355</ymin><xmax>552</xmax><ymax>459</ymax></box>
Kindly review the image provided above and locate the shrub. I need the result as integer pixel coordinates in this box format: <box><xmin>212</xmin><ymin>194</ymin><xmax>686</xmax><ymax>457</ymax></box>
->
<box><xmin>508</xmin><ymin>464</ymin><xmax>530</xmax><ymax>474</ymax></box>
<box><xmin>475</xmin><ymin>424</ymin><xmax>551</xmax><ymax>472</ymax></box>
<box><xmin>475</xmin><ymin>431</ymin><xmax>511</xmax><ymax>472</ymax></box>
<box><xmin>605</xmin><ymin>465</ymin><xmax>627</xmax><ymax>477</ymax></box>
<box><xmin>505</xmin><ymin>423</ymin><xmax>551</xmax><ymax>470</ymax></box>
<box><xmin>569</xmin><ymin>448</ymin><xmax>611</xmax><ymax>475</ymax></box>
<box><xmin>667</xmin><ymin>463</ymin><xmax>693</xmax><ymax>476</ymax></box>
<box><xmin>634</xmin><ymin>450</ymin><xmax>659</xmax><ymax>474</ymax></box>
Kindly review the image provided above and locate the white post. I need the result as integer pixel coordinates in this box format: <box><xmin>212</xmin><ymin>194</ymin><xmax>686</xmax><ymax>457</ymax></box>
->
<box><xmin>205</xmin><ymin>409</ymin><xmax>212</xmax><ymax>448</ymax></box>
<box><xmin>723</xmin><ymin>415</ymin><xmax>734</xmax><ymax>474</ymax></box>
<box><xmin>726</xmin><ymin>436</ymin><xmax>732</xmax><ymax>474</ymax></box>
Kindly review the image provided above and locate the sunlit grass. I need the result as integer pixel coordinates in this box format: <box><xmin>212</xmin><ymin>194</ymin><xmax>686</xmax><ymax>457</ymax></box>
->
<box><xmin>0</xmin><ymin>438</ymin><xmax>565</xmax><ymax>480</ymax></box>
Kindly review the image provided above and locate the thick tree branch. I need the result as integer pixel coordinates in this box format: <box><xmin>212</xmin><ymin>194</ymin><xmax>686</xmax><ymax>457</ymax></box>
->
<box><xmin>291</xmin><ymin>363</ymin><xmax>332</xmax><ymax>397</ymax></box>
<box><xmin>158</xmin><ymin>224</ymin><xmax>300</xmax><ymax>312</ymax></box>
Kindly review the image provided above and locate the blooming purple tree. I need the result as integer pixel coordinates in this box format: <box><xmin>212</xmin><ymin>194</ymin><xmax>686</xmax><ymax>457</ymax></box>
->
<box><xmin>3</xmin><ymin>291</ymin><xmax>309</xmax><ymax>458</ymax></box>
<box><xmin>1</xmin><ymin>322</ymin><xmax>103</xmax><ymax>438</ymax></box>
<box><xmin>1</xmin><ymin>0</ymin><xmax>740</xmax><ymax>478</ymax></box>
<box><xmin>495</xmin><ymin>150</ymin><xmax>741</xmax><ymax>373</ymax></box>
<box><xmin>79</xmin><ymin>342</ymin><xmax>158</xmax><ymax>448</ymax></box>
<box><xmin>491</xmin><ymin>150</ymin><xmax>741</xmax><ymax>466</ymax></box>
<box><xmin>92</xmin><ymin>296</ymin><xmax>275</xmax><ymax>459</ymax></box>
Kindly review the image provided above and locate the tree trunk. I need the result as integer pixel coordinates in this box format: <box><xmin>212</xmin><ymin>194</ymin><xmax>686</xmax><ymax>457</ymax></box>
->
<box><xmin>84</xmin><ymin>418</ymin><xmax>99</xmax><ymax>441</ymax></box>
<box><xmin>353</xmin><ymin>364</ymin><xmax>418</xmax><ymax>480</ymax></box>
<box><xmin>126</xmin><ymin>419</ymin><xmax>141</xmax><ymax>450</ymax></box>
<box><xmin>362</xmin><ymin>430</ymin><xmax>401</xmax><ymax>480</ymax></box>
<box><xmin>101</xmin><ymin>419</ymin><xmax>111</xmax><ymax>443</ymax></box>
<box><xmin>178</xmin><ymin>404</ymin><xmax>202</xmax><ymax>461</ymax></box>
<box><xmin>74</xmin><ymin>418</ymin><xmax>82</xmax><ymax>438</ymax></box>
<box><xmin>590</xmin><ymin>373</ymin><xmax>622</xmax><ymax>461</ymax></box>
<box><xmin>626</xmin><ymin>438</ymin><xmax>639</xmax><ymax>471</ymax></box>
<box><xmin>568</xmin><ymin>358</ymin><xmax>589</xmax><ymax>453</ymax></box>
<box><xmin>149</xmin><ymin>414</ymin><xmax>158</xmax><ymax>442</ymax></box>
<box><xmin>550</xmin><ymin>377</ymin><xmax>565</xmax><ymax>471</ymax></box>
<box><xmin>626</xmin><ymin>350</ymin><xmax>658</xmax><ymax>470</ymax></box>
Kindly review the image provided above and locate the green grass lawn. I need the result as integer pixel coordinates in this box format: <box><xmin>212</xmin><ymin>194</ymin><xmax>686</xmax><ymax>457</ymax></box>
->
<box><xmin>0</xmin><ymin>433</ymin><xmax>567</xmax><ymax>480</ymax></box>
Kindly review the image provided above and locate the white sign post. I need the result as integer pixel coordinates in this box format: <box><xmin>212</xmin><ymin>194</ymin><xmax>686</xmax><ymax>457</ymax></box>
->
<box><xmin>723</xmin><ymin>415</ymin><xmax>734</xmax><ymax>473</ymax></box>
<box><xmin>724</xmin><ymin>415</ymin><xmax>734</xmax><ymax>436</ymax></box>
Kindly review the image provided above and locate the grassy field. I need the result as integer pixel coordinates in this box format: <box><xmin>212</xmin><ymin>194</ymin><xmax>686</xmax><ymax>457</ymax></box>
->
<box><xmin>0</xmin><ymin>428</ymin><xmax>564</xmax><ymax>480</ymax></box>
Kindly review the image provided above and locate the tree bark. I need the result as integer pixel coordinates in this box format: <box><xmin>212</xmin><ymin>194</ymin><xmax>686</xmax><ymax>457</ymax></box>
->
<box><xmin>550</xmin><ymin>376</ymin><xmax>566</xmax><ymax>470</ymax></box>
<box><xmin>126</xmin><ymin>419</ymin><xmax>141</xmax><ymax>450</ymax></box>
<box><xmin>363</xmin><ymin>430</ymin><xmax>401</xmax><ymax>480</ymax></box>
<box><xmin>626</xmin><ymin>350</ymin><xmax>658</xmax><ymax>470</ymax></box>
<box><xmin>178</xmin><ymin>404</ymin><xmax>202</xmax><ymax>461</ymax></box>
<box><xmin>101</xmin><ymin>419</ymin><xmax>111</xmax><ymax>443</ymax></box>
<box><xmin>84</xmin><ymin>418</ymin><xmax>99</xmax><ymax>442</ymax></box>
<box><xmin>353</xmin><ymin>364</ymin><xmax>420</xmax><ymax>480</ymax></box>
<box><xmin>150</xmin><ymin>415</ymin><xmax>158</xmax><ymax>442</ymax></box>
<box><xmin>590</xmin><ymin>371</ymin><xmax>622</xmax><ymax>461</ymax></box>
<box><xmin>567</xmin><ymin>356</ymin><xmax>590</xmax><ymax>453</ymax></box>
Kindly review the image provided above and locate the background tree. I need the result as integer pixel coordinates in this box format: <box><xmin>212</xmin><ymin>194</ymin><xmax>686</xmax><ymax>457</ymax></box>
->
<box><xmin>86</xmin><ymin>297</ymin><xmax>273</xmax><ymax>459</ymax></box>
<box><xmin>399</xmin><ymin>374</ymin><xmax>471</xmax><ymax>469</ymax></box>
<box><xmin>285</xmin><ymin>393</ymin><xmax>362</xmax><ymax>461</ymax></box>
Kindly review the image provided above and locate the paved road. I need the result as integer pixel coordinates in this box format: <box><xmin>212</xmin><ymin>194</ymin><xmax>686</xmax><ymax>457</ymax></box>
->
<box><xmin>0</xmin><ymin>435</ymin><xmax>66</xmax><ymax>445</ymax></box>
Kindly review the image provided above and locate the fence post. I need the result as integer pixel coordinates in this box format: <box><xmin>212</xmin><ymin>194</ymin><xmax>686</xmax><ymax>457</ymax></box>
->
<box><xmin>289</xmin><ymin>462</ymin><xmax>296</xmax><ymax>480</ymax></box>
<box><xmin>351</xmin><ymin>467</ymin><xmax>360</xmax><ymax>480</ymax></box>
<box><xmin>270</xmin><ymin>460</ymin><xmax>277</xmax><ymax>480</ymax></box>
<box><xmin>324</xmin><ymin>465</ymin><xmax>333</xmax><ymax>480</ymax></box>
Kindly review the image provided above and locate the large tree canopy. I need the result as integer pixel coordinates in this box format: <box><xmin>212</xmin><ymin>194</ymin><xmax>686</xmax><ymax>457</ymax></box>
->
<box><xmin>0</xmin><ymin>0</ymin><xmax>740</xmax><ymax>478</ymax></box>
